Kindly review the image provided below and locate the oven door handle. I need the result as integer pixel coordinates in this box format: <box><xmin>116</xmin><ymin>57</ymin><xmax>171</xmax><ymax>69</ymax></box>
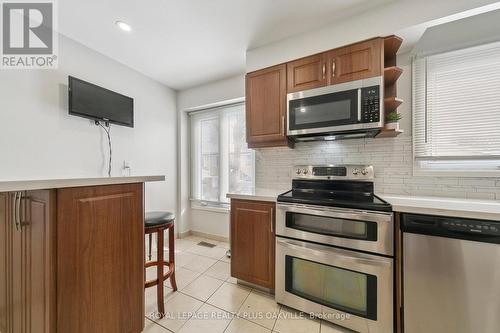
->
<box><xmin>277</xmin><ymin>203</ymin><xmax>392</xmax><ymax>224</ymax></box>
<box><xmin>277</xmin><ymin>238</ymin><xmax>392</xmax><ymax>267</ymax></box>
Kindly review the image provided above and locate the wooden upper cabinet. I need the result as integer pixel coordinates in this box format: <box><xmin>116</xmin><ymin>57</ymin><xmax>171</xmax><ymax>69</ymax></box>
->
<box><xmin>230</xmin><ymin>199</ymin><xmax>275</xmax><ymax>290</ymax></box>
<box><xmin>246</xmin><ymin>64</ymin><xmax>291</xmax><ymax>148</ymax></box>
<box><xmin>287</xmin><ymin>53</ymin><xmax>328</xmax><ymax>92</ymax></box>
<box><xmin>328</xmin><ymin>38</ymin><xmax>383</xmax><ymax>85</ymax></box>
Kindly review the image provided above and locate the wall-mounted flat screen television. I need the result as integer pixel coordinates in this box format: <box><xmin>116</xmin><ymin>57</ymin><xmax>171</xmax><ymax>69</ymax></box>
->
<box><xmin>68</xmin><ymin>76</ymin><xmax>134</xmax><ymax>127</ymax></box>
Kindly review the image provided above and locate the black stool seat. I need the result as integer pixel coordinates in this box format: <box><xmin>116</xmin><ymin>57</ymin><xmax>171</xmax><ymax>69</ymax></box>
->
<box><xmin>145</xmin><ymin>211</ymin><xmax>175</xmax><ymax>228</ymax></box>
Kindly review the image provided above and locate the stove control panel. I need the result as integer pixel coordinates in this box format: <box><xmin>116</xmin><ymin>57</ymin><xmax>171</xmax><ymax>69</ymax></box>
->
<box><xmin>293</xmin><ymin>165</ymin><xmax>374</xmax><ymax>180</ymax></box>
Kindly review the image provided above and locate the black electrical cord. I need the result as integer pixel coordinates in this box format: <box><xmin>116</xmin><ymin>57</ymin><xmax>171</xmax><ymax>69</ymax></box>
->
<box><xmin>97</xmin><ymin>122</ymin><xmax>112</xmax><ymax>177</ymax></box>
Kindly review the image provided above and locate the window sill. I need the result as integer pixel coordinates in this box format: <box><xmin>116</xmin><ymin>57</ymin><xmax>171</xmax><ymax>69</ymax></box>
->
<box><xmin>190</xmin><ymin>201</ymin><xmax>230</xmax><ymax>214</ymax></box>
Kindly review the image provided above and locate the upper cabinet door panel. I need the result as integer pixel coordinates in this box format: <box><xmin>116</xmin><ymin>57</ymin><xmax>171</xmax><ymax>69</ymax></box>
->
<box><xmin>246</xmin><ymin>64</ymin><xmax>287</xmax><ymax>145</ymax></box>
<box><xmin>329</xmin><ymin>38</ymin><xmax>383</xmax><ymax>85</ymax></box>
<box><xmin>286</xmin><ymin>53</ymin><xmax>328</xmax><ymax>93</ymax></box>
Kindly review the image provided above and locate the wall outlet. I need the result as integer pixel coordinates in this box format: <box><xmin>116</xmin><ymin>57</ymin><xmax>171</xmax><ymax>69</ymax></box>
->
<box><xmin>122</xmin><ymin>160</ymin><xmax>131</xmax><ymax>176</ymax></box>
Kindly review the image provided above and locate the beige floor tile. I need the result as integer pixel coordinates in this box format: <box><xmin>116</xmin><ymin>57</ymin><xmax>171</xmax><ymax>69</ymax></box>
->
<box><xmin>220</xmin><ymin>254</ymin><xmax>231</xmax><ymax>263</ymax></box>
<box><xmin>154</xmin><ymin>293</ymin><xmax>203</xmax><ymax>332</ymax></box>
<box><xmin>204</xmin><ymin>261</ymin><xmax>230</xmax><ymax>281</ymax></box>
<box><xmin>206</xmin><ymin>282</ymin><xmax>251</xmax><ymax>313</ymax></box>
<box><xmin>174</xmin><ymin>238</ymin><xmax>198</xmax><ymax>252</ymax></box>
<box><xmin>187</xmin><ymin>244</ymin><xmax>228</xmax><ymax>260</ymax></box>
<box><xmin>181</xmin><ymin>253</ymin><xmax>218</xmax><ymax>273</ymax></box>
<box><xmin>143</xmin><ymin>318</ymin><xmax>171</xmax><ymax>332</ymax></box>
<box><xmin>175</xmin><ymin>251</ymin><xmax>199</xmax><ymax>268</ymax></box>
<box><xmin>273</xmin><ymin>307</ymin><xmax>320</xmax><ymax>333</ymax></box>
<box><xmin>215</xmin><ymin>241</ymin><xmax>230</xmax><ymax>250</ymax></box>
<box><xmin>182</xmin><ymin>274</ymin><xmax>224</xmax><ymax>301</ymax></box>
<box><xmin>238</xmin><ymin>290</ymin><xmax>281</xmax><ymax>330</ymax></box>
<box><xmin>145</xmin><ymin>286</ymin><xmax>177</xmax><ymax>320</ymax></box>
<box><xmin>170</xmin><ymin>267</ymin><xmax>201</xmax><ymax>290</ymax></box>
<box><xmin>319</xmin><ymin>320</ymin><xmax>353</xmax><ymax>333</ymax></box>
<box><xmin>226</xmin><ymin>317</ymin><xmax>271</xmax><ymax>333</ymax></box>
<box><xmin>178</xmin><ymin>303</ymin><xmax>232</xmax><ymax>333</ymax></box>
<box><xmin>226</xmin><ymin>276</ymin><xmax>238</xmax><ymax>284</ymax></box>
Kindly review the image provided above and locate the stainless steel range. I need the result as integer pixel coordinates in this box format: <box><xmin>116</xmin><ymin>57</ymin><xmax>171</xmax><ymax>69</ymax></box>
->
<box><xmin>275</xmin><ymin>165</ymin><xmax>394</xmax><ymax>333</ymax></box>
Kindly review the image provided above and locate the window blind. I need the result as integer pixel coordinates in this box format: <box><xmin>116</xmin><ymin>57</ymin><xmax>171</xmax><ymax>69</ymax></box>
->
<box><xmin>413</xmin><ymin>41</ymin><xmax>500</xmax><ymax>160</ymax></box>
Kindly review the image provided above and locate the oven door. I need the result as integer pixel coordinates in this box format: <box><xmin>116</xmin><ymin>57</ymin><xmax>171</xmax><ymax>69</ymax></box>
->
<box><xmin>276</xmin><ymin>203</ymin><xmax>393</xmax><ymax>256</ymax></box>
<box><xmin>275</xmin><ymin>237</ymin><xmax>393</xmax><ymax>333</ymax></box>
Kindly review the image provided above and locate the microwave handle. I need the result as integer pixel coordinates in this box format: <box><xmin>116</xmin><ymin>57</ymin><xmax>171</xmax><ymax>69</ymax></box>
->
<box><xmin>357</xmin><ymin>88</ymin><xmax>362</xmax><ymax>122</ymax></box>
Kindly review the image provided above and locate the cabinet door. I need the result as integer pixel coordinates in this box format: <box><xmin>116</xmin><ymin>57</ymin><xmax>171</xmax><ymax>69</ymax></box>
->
<box><xmin>22</xmin><ymin>190</ymin><xmax>56</xmax><ymax>333</ymax></box>
<box><xmin>230</xmin><ymin>200</ymin><xmax>275</xmax><ymax>289</ymax></box>
<box><xmin>57</xmin><ymin>184</ymin><xmax>144</xmax><ymax>333</ymax></box>
<box><xmin>0</xmin><ymin>193</ymin><xmax>10</xmax><ymax>333</ymax></box>
<box><xmin>246</xmin><ymin>64</ymin><xmax>290</xmax><ymax>148</ymax></box>
<box><xmin>328</xmin><ymin>38</ymin><xmax>383</xmax><ymax>85</ymax></box>
<box><xmin>287</xmin><ymin>53</ymin><xmax>328</xmax><ymax>93</ymax></box>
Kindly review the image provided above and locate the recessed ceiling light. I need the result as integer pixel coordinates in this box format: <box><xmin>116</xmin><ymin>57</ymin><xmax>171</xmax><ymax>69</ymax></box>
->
<box><xmin>115</xmin><ymin>21</ymin><xmax>131</xmax><ymax>32</ymax></box>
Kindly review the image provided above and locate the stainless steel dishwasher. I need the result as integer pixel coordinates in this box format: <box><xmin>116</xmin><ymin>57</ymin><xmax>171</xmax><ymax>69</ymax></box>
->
<box><xmin>402</xmin><ymin>213</ymin><xmax>500</xmax><ymax>333</ymax></box>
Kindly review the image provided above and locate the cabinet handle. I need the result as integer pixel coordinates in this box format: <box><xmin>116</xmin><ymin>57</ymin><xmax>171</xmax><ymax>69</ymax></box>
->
<box><xmin>322</xmin><ymin>63</ymin><xmax>326</xmax><ymax>79</ymax></box>
<box><xmin>281</xmin><ymin>115</ymin><xmax>285</xmax><ymax>135</ymax></box>
<box><xmin>20</xmin><ymin>196</ymin><xmax>30</xmax><ymax>228</ymax></box>
<box><xmin>270</xmin><ymin>208</ymin><xmax>274</xmax><ymax>234</ymax></box>
<box><xmin>332</xmin><ymin>60</ymin><xmax>336</xmax><ymax>78</ymax></box>
<box><xmin>13</xmin><ymin>192</ymin><xmax>21</xmax><ymax>231</ymax></box>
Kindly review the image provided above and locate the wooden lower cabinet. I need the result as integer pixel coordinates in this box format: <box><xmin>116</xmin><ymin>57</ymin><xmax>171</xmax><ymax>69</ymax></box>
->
<box><xmin>230</xmin><ymin>199</ymin><xmax>275</xmax><ymax>290</ymax></box>
<box><xmin>0</xmin><ymin>184</ymin><xmax>145</xmax><ymax>333</ymax></box>
<box><xmin>0</xmin><ymin>191</ymin><xmax>56</xmax><ymax>333</ymax></box>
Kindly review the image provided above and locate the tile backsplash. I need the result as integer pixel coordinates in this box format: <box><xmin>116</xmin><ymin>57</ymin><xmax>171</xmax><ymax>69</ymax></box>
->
<box><xmin>255</xmin><ymin>136</ymin><xmax>500</xmax><ymax>200</ymax></box>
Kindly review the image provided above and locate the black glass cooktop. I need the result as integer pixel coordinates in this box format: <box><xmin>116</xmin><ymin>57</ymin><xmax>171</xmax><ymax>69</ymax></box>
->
<box><xmin>277</xmin><ymin>180</ymin><xmax>392</xmax><ymax>212</ymax></box>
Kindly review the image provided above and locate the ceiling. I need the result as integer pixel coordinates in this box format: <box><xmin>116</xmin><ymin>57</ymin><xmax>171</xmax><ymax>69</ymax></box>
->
<box><xmin>59</xmin><ymin>0</ymin><xmax>392</xmax><ymax>90</ymax></box>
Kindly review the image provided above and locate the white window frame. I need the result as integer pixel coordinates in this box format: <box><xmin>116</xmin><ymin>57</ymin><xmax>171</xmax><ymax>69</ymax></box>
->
<box><xmin>412</xmin><ymin>41</ymin><xmax>500</xmax><ymax>177</ymax></box>
<box><xmin>188</xmin><ymin>99</ymin><xmax>255</xmax><ymax>211</ymax></box>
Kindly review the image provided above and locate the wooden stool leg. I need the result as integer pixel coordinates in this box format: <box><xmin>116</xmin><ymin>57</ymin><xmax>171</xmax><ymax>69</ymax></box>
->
<box><xmin>169</xmin><ymin>223</ymin><xmax>178</xmax><ymax>291</ymax></box>
<box><xmin>148</xmin><ymin>233</ymin><xmax>152</xmax><ymax>261</ymax></box>
<box><xmin>157</xmin><ymin>229</ymin><xmax>165</xmax><ymax>317</ymax></box>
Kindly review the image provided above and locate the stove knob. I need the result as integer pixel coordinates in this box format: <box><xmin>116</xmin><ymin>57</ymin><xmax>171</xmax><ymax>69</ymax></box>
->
<box><xmin>352</xmin><ymin>168</ymin><xmax>360</xmax><ymax>176</ymax></box>
<box><xmin>361</xmin><ymin>168</ymin><xmax>369</xmax><ymax>176</ymax></box>
<box><xmin>296</xmin><ymin>168</ymin><xmax>302</xmax><ymax>175</ymax></box>
<box><xmin>303</xmin><ymin>169</ymin><xmax>309</xmax><ymax>175</ymax></box>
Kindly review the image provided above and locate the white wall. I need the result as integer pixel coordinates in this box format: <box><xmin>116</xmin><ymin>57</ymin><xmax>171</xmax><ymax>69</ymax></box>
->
<box><xmin>177</xmin><ymin>74</ymin><xmax>245</xmax><ymax>239</ymax></box>
<box><xmin>246</xmin><ymin>0</ymin><xmax>500</xmax><ymax>71</ymax></box>
<box><xmin>0</xmin><ymin>34</ymin><xmax>177</xmax><ymax>213</ymax></box>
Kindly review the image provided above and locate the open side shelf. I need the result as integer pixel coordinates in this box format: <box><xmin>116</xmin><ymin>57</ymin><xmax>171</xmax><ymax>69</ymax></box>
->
<box><xmin>384</xmin><ymin>35</ymin><xmax>403</xmax><ymax>67</ymax></box>
<box><xmin>384</xmin><ymin>67</ymin><xmax>403</xmax><ymax>87</ymax></box>
<box><xmin>384</xmin><ymin>97</ymin><xmax>403</xmax><ymax>112</ymax></box>
<box><xmin>376</xmin><ymin>128</ymin><xmax>404</xmax><ymax>138</ymax></box>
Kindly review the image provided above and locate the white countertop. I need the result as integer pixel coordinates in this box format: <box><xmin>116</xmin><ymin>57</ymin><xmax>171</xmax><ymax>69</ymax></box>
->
<box><xmin>382</xmin><ymin>195</ymin><xmax>500</xmax><ymax>221</ymax></box>
<box><xmin>0</xmin><ymin>175</ymin><xmax>165</xmax><ymax>192</ymax></box>
<box><xmin>226</xmin><ymin>188</ymin><xmax>288</xmax><ymax>202</ymax></box>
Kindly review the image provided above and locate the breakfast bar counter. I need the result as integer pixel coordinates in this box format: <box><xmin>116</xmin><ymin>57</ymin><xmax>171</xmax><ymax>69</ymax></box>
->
<box><xmin>0</xmin><ymin>176</ymin><xmax>164</xmax><ymax>333</ymax></box>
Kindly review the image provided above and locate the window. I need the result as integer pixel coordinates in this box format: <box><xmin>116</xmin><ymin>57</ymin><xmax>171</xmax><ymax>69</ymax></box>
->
<box><xmin>190</xmin><ymin>103</ymin><xmax>255</xmax><ymax>207</ymax></box>
<box><xmin>413</xmin><ymin>41</ymin><xmax>500</xmax><ymax>175</ymax></box>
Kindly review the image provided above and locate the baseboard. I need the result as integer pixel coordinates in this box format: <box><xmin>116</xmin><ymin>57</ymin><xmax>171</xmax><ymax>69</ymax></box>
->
<box><xmin>179</xmin><ymin>229</ymin><xmax>229</xmax><ymax>243</ymax></box>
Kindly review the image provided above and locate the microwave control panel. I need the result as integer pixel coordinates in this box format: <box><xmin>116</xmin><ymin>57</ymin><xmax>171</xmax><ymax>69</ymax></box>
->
<box><xmin>361</xmin><ymin>86</ymin><xmax>380</xmax><ymax>123</ymax></box>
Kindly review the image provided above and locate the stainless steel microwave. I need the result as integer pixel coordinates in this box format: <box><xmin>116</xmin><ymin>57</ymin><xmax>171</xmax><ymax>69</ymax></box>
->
<box><xmin>287</xmin><ymin>76</ymin><xmax>384</xmax><ymax>141</ymax></box>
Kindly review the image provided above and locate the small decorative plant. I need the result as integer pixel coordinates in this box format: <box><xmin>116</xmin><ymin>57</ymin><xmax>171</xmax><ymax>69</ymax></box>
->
<box><xmin>386</xmin><ymin>111</ymin><xmax>402</xmax><ymax>123</ymax></box>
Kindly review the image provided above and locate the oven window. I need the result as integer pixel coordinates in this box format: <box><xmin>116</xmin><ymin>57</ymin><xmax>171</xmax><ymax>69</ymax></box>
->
<box><xmin>289</xmin><ymin>89</ymin><xmax>358</xmax><ymax>130</ymax></box>
<box><xmin>286</xmin><ymin>212</ymin><xmax>378</xmax><ymax>241</ymax></box>
<box><xmin>285</xmin><ymin>256</ymin><xmax>377</xmax><ymax>320</ymax></box>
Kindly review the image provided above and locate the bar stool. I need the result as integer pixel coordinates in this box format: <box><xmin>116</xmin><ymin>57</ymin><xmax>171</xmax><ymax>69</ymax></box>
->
<box><xmin>144</xmin><ymin>211</ymin><xmax>177</xmax><ymax>318</ymax></box>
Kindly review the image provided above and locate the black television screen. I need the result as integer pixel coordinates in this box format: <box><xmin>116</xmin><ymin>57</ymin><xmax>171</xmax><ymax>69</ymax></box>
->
<box><xmin>68</xmin><ymin>76</ymin><xmax>134</xmax><ymax>127</ymax></box>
